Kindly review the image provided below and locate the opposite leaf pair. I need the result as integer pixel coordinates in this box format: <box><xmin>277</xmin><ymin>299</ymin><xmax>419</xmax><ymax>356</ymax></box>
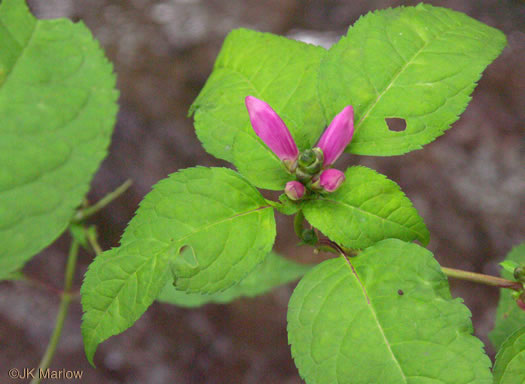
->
<box><xmin>245</xmin><ymin>96</ymin><xmax>353</xmax><ymax>199</ymax></box>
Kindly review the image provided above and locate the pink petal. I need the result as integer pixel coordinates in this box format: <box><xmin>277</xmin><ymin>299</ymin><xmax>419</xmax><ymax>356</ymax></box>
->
<box><xmin>316</xmin><ymin>106</ymin><xmax>354</xmax><ymax>166</ymax></box>
<box><xmin>319</xmin><ymin>169</ymin><xmax>345</xmax><ymax>192</ymax></box>
<box><xmin>285</xmin><ymin>181</ymin><xmax>305</xmax><ymax>201</ymax></box>
<box><xmin>245</xmin><ymin>96</ymin><xmax>298</xmax><ymax>162</ymax></box>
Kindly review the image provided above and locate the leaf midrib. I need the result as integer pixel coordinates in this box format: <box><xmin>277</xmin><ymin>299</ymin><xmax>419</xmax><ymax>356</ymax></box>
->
<box><xmin>342</xmin><ymin>255</ymin><xmax>408</xmax><ymax>383</ymax></box>
<box><xmin>85</xmin><ymin>204</ymin><xmax>273</xmax><ymax>350</ymax></box>
<box><xmin>0</xmin><ymin>17</ymin><xmax>37</xmax><ymax>90</ymax></box>
<box><xmin>169</xmin><ymin>203</ymin><xmax>272</xmax><ymax>246</ymax></box>
<box><xmin>354</xmin><ymin>40</ymin><xmax>429</xmax><ymax>134</ymax></box>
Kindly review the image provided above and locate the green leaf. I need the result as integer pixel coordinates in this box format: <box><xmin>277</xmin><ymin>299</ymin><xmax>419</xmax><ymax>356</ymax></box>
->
<box><xmin>233</xmin><ymin>129</ymin><xmax>293</xmax><ymax>190</ymax></box>
<box><xmin>493</xmin><ymin>327</ymin><xmax>525</xmax><ymax>384</ymax></box>
<box><xmin>490</xmin><ymin>243</ymin><xmax>525</xmax><ymax>351</ymax></box>
<box><xmin>81</xmin><ymin>167</ymin><xmax>275</xmax><ymax>364</ymax></box>
<box><xmin>499</xmin><ymin>260</ymin><xmax>520</xmax><ymax>275</ymax></box>
<box><xmin>0</xmin><ymin>0</ymin><xmax>118</xmax><ymax>277</ymax></box>
<box><xmin>273</xmin><ymin>194</ymin><xmax>301</xmax><ymax>216</ymax></box>
<box><xmin>81</xmin><ymin>245</ymin><xmax>173</xmax><ymax>366</ymax></box>
<box><xmin>319</xmin><ymin>4</ymin><xmax>506</xmax><ymax>156</ymax></box>
<box><xmin>302</xmin><ymin>166</ymin><xmax>429</xmax><ymax>249</ymax></box>
<box><xmin>288</xmin><ymin>239</ymin><xmax>492</xmax><ymax>384</ymax></box>
<box><xmin>190</xmin><ymin>28</ymin><xmax>326</xmax><ymax>190</ymax></box>
<box><xmin>157</xmin><ymin>251</ymin><xmax>311</xmax><ymax>307</ymax></box>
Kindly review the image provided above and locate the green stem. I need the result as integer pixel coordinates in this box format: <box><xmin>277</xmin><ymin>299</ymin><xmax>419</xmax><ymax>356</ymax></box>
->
<box><xmin>73</xmin><ymin>179</ymin><xmax>132</xmax><ymax>222</ymax></box>
<box><xmin>441</xmin><ymin>266</ymin><xmax>523</xmax><ymax>291</ymax></box>
<box><xmin>30</xmin><ymin>238</ymin><xmax>80</xmax><ymax>384</ymax></box>
<box><xmin>319</xmin><ymin>238</ymin><xmax>521</xmax><ymax>290</ymax></box>
<box><xmin>293</xmin><ymin>210</ymin><xmax>305</xmax><ymax>239</ymax></box>
<box><xmin>86</xmin><ymin>227</ymin><xmax>103</xmax><ymax>256</ymax></box>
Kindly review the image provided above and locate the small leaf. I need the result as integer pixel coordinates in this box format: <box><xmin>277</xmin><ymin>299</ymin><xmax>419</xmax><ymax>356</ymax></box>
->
<box><xmin>190</xmin><ymin>28</ymin><xmax>326</xmax><ymax>189</ymax></box>
<box><xmin>493</xmin><ymin>327</ymin><xmax>525</xmax><ymax>384</ymax></box>
<box><xmin>0</xmin><ymin>0</ymin><xmax>118</xmax><ymax>277</ymax></box>
<box><xmin>490</xmin><ymin>243</ymin><xmax>525</xmax><ymax>351</ymax></box>
<box><xmin>288</xmin><ymin>239</ymin><xmax>492</xmax><ymax>384</ymax></box>
<box><xmin>319</xmin><ymin>4</ymin><xmax>506</xmax><ymax>156</ymax></box>
<box><xmin>274</xmin><ymin>194</ymin><xmax>301</xmax><ymax>216</ymax></box>
<box><xmin>81</xmin><ymin>167</ymin><xmax>276</xmax><ymax>364</ymax></box>
<box><xmin>157</xmin><ymin>251</ymin><xmax>311</xmax><ymax>307</ymax></box>
<box><xmin>499</xmin><ymin>260</ymin><xmax>520</xmax><ymax>275</ymax></box>
<box><xmin>302</xmin><ymin>166</ymin><xmax>429</xmax><ymax>249</ymax></box>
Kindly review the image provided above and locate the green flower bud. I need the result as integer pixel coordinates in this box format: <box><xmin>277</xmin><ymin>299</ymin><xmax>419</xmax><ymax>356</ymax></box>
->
<box><xmin>297</xmin><ymin>148</ymin><xmax>324</xmax><ymax>175</ymax></box>
<box><xmin>514</xmin><ymin>266</ymin><xmax>525</xmax><ymax>283</ymax></box>
<box><xmin>298</xmin><ymin>149</ymin><xmax>316</xmax><ymax>167</ymax></box>
<box><xmin>296</xmin><ymin>168</ymin><xmax>313</xmax><ymax>183</ymax></box>
<box><xmin>301</xmin><ymin>229</ymin><xmax>318</xmax><ymax>245</ymax></box>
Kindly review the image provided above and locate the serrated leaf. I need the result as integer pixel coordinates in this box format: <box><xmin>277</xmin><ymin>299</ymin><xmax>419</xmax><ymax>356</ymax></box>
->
<box><xmin>288</xmin><ymin>239</ymin><xmax>492</xmax><ymax>384</ymax></box>
<box><xmin>302</xmin><ymin>166</ymin><xmax>428</xmax><ymax>249</ymax></box>
<box><xmin>190</xmin><ymin>28</ymin><xmax>326</xmax><ymax>190</ymax></box>
<box><xmin>0</xmin><ymin>0</ymin><xmax>118</xmax><ymax>277</ymax></box>
<box><xmin>81</xmin><ymin>245</ymin><xmax>173</xmax><ymax>366</ymax></box>
<box><xmin>81</xmin><ymin>167</ymin><xmax>276</xmax><ymax>364</ymax></box>
<box><xmin>157</xmin><ymin>251</ymin><xmax>311</xmax><ymax>307</ymax></box>
<box><xmin>493</xmin><ymin>327</ymin><xmax>525</xmax><ymax>384</ymax></box>
<box><xmin>490</xmin><ymin>243</ymin><xmax>525</xmax><ymax>351</ymax></box>
<box><xmin>319</xmin><ymin>4</ymin><xmax>506</xmax><ymax>156</ymax></box>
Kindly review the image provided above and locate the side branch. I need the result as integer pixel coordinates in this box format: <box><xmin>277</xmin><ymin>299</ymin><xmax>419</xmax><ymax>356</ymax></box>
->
<box><xmin>441</xmin><ymin>266</ymin><xmax>523</xmax><ymax>291</ymax></box>
<box><xmin>315</xmin><ymin>237</ymin><xmax>522</xmax><ymax>292</ymax></box>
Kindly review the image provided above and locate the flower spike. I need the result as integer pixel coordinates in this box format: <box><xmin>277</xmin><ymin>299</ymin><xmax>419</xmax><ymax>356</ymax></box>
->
<box><xmin>285</xmin><ymin>181</ymin><xmax>305</xmax><ymax>201</ymax></box>
<box><xmin>316</xmin><ymin>105</ymin><xmax>354</xmax><ymax>166</ymax></box>
<box><xmin>245</xmin><ymin>96</ymin><xmax>298</xmax><ymax>170</ymax></box>
<box><xmin>319</xmin><ymin>169</ymin><xmax>345</xmax><ymax>192</ymax></box>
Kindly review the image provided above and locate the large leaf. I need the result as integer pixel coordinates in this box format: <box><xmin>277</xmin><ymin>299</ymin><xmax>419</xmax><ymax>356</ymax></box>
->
<box><xmin>81</xmin><ymin>167</ymin><xmax>276</xmax><ymax>364</ymax></box>
<box><xmin>190</xmin><ymin>28</ymin><xmax>326</xmax><ymax>190</ymax></box>
<box><xmin>0</xmin><ymin>0</ymin><xmax>118</xmax><ymax>277</ymax></box>
<box><xmin>157</xmin><ymin>251</ymin><xmax>311</xmax><ymax>307</ymax></box>
<box><xmin>490</xmin><ymin>243</ymin><xmax>525</xmax><ymax>350</ymax></box>
<box><xmin>493</xmin><ymin>327</ymin><xmax>525</xmax><ymax>384</ymax></box>
<box><xmin>288</xmin><ymin>239</ymin><xmax>492</xmax><ymax>384</ymax></box>
<box><xmin>319</xmin><ymin>4</ymin><xmax>506</xmax><ymax>156</ymax></box>
<box><xmin>302</xmin><ymin>166</ymin><xmax>429</xmax><ymax>249</ymax></box>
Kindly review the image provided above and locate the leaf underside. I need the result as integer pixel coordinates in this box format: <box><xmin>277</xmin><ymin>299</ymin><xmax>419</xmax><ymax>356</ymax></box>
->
<box><xmin>157</xmin><ymin>251</ymin><xmax>311</xmax><ymax>307</ymax></box>
<box><xmin>0</xmin><ymin>0</ymin><xmax>118</xmax><ymax>277</ymax></box>
<box><xmin>288</xmin><ymin>239</ymin><xmax>492</xmax><ymax>384</ymax></box>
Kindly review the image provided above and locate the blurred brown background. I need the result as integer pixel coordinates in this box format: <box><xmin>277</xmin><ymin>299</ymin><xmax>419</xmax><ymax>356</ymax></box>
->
<box><xmin>1</xmin><ymin>0</ymin><xmax>524</xmax><ymax>383</ymax></box>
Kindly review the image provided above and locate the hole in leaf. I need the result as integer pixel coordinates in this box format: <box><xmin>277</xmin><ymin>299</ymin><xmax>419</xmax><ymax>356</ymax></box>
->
<box><xmin>386</xmin><ymin>118</ymin><xmax>407</xmax><ymax>132</ymax></box>
<box><xmin>178</xmin><ymin>245</ymin><xmax>198</xmax><ymax>267</ymax></box>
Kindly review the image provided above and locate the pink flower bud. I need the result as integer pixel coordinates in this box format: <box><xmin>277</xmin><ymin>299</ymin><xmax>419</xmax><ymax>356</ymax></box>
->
<box><xmin>316</xmin><ymin>106</ymin><xmax>354</xmax><ymax>166</ymax></box>
<box><xmin>319</xmin><ymin>169</ymin><xmax>345</xmax><ymax>192</ymax></box>
<box><xmin>245</xmin><ymin>96</ymin><xmax>298</xmax><ymax>167</ymax></box>
<box><xmin>285</xmin><ymin>181</ymin><xmax>305</xmax><ymax>201</ymax></box>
